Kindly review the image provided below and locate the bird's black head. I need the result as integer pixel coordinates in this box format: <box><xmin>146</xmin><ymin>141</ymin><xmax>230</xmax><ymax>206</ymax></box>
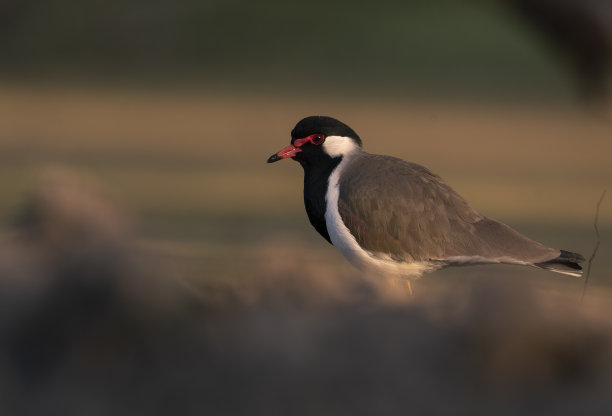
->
<box><xmin>267</xmin><ymin>116</ymin><xmax>362</xmax><ymax>167</ymax></box>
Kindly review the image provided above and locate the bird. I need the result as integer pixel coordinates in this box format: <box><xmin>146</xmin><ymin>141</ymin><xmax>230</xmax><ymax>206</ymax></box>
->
<box><xmin>267</xmin><ymin>116</ymin><xmax>584</xmax><ymax>285</ymax></box>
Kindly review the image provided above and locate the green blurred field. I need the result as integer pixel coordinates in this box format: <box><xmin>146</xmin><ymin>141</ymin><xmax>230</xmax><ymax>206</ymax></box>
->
<box><xmin>0</xmin><ymin>84</ymin><xmax>610</xmax><ymax>291</ymax></box>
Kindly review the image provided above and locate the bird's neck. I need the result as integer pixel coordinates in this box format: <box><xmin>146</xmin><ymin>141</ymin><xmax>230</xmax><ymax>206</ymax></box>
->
<box><xmin>302</xmin><ymin>156</ymin><xmax>343</xmax><ymax>244</ymax></box>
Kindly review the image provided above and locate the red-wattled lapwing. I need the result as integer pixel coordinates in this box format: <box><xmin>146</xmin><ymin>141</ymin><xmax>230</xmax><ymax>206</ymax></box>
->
<box><xmin>267</xmin><ymin>116</ymin><xmax>584</xmax><ymax>290</ymax></box>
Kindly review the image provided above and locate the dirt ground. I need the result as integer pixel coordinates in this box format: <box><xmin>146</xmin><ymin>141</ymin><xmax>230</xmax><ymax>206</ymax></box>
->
<box><xmin>0</xmin><ymin>84</ymin><xmax>611</xmax><ymax>414</ymax></box>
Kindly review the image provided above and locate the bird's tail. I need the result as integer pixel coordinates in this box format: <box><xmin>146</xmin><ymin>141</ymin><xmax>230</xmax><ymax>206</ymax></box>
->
<box><xmin>534</xmin><ymin>250</ymin><xmax>585</xmax><ymax>277</ymax></box>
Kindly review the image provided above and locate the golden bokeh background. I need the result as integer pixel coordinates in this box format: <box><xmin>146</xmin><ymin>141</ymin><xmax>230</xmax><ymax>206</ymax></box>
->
<box><xmin>1</xmin><ymin>1</ymin><xmax>611</xmax><ymax>413</ymax></box>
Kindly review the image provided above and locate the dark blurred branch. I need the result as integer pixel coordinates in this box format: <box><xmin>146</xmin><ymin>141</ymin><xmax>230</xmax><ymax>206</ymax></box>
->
<box><xmin>581</xmin><ymin>189</ymin><xmax>606</xmax><ymax>303</ymax></box>
<box><xmin>503</xmin><ymin>0</ymin><xmax>612</xmax><ymax>106</ymax></box>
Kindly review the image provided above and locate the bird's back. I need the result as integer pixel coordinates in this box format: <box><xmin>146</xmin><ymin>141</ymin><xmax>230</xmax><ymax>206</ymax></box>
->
<box><xmin>336</xmin><ymin>153</ymin><xmax>563</xmax><ymax>267</ymax></box>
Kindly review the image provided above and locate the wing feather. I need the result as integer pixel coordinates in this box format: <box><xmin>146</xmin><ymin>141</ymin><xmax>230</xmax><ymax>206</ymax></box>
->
<box><xmin>337</xmin><ymin>154</ymin><xmax>559</xmax><ymax>264</ymax></box>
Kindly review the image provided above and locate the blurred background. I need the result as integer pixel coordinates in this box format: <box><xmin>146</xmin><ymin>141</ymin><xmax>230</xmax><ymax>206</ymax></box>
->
<box><xmin>1</xmin><ymin>0</ymin><xmax>612</xmax><ymax>414</ymax></box>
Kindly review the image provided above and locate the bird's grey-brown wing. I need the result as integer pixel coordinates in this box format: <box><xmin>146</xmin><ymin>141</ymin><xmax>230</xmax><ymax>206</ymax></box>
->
<box><xmin>337</xmin><ymin>153</ymin><xmax>560</xmax><ymax>265</ymax></box>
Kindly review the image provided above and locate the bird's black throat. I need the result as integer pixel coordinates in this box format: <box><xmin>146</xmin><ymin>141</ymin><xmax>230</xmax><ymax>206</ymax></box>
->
<box><xmin>300</xmin><ymin>155</ymin><xmax>342</xmax><ymax>244</ymax></box>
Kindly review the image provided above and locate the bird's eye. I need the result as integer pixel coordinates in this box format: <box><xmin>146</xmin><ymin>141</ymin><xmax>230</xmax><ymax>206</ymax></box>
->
<box><xmin>310</xmin><ymin>134</ymin><xmax>325</xmax><ymax>145</ymax></box>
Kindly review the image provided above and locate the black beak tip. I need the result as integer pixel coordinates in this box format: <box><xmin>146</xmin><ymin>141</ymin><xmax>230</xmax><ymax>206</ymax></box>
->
<box><xmin>267</xmin><ymin>154</ymin><xmax>281</xmax><ymax>163</ymax></box>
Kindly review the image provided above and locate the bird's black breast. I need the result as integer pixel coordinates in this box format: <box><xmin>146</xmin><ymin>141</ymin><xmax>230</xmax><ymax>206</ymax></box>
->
<box><xmin>302</xmin><ymin>158</ymin><xmax>342</xmax><ymax>244</ymax></box>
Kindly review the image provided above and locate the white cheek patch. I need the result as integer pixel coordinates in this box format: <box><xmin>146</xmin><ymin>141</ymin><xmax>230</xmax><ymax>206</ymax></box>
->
<box><xmin>322</xmin><ymin>136</ymin><xmax>360</xmax><ymax>158</ymax></box>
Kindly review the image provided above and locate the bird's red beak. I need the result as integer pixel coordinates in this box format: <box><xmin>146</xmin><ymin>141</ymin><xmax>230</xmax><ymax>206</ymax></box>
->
<box><xmin>267</xmin><ymin>144</ymin><xmax>302</xmax><ymax>163</ymax></box>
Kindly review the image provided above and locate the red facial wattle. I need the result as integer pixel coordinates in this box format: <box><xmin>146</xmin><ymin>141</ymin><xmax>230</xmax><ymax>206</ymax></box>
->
<box><xmin>267</xmin><ymin>134</ymin><xmax>326</xmax><ymax>163</ymax></box>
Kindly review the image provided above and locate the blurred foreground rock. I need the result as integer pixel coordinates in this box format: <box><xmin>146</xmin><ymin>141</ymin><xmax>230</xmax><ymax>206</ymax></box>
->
<box><xmin>1</xmin><ymin>169</ymin><xmax>612</xmax><ymax>415</ymax></box>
